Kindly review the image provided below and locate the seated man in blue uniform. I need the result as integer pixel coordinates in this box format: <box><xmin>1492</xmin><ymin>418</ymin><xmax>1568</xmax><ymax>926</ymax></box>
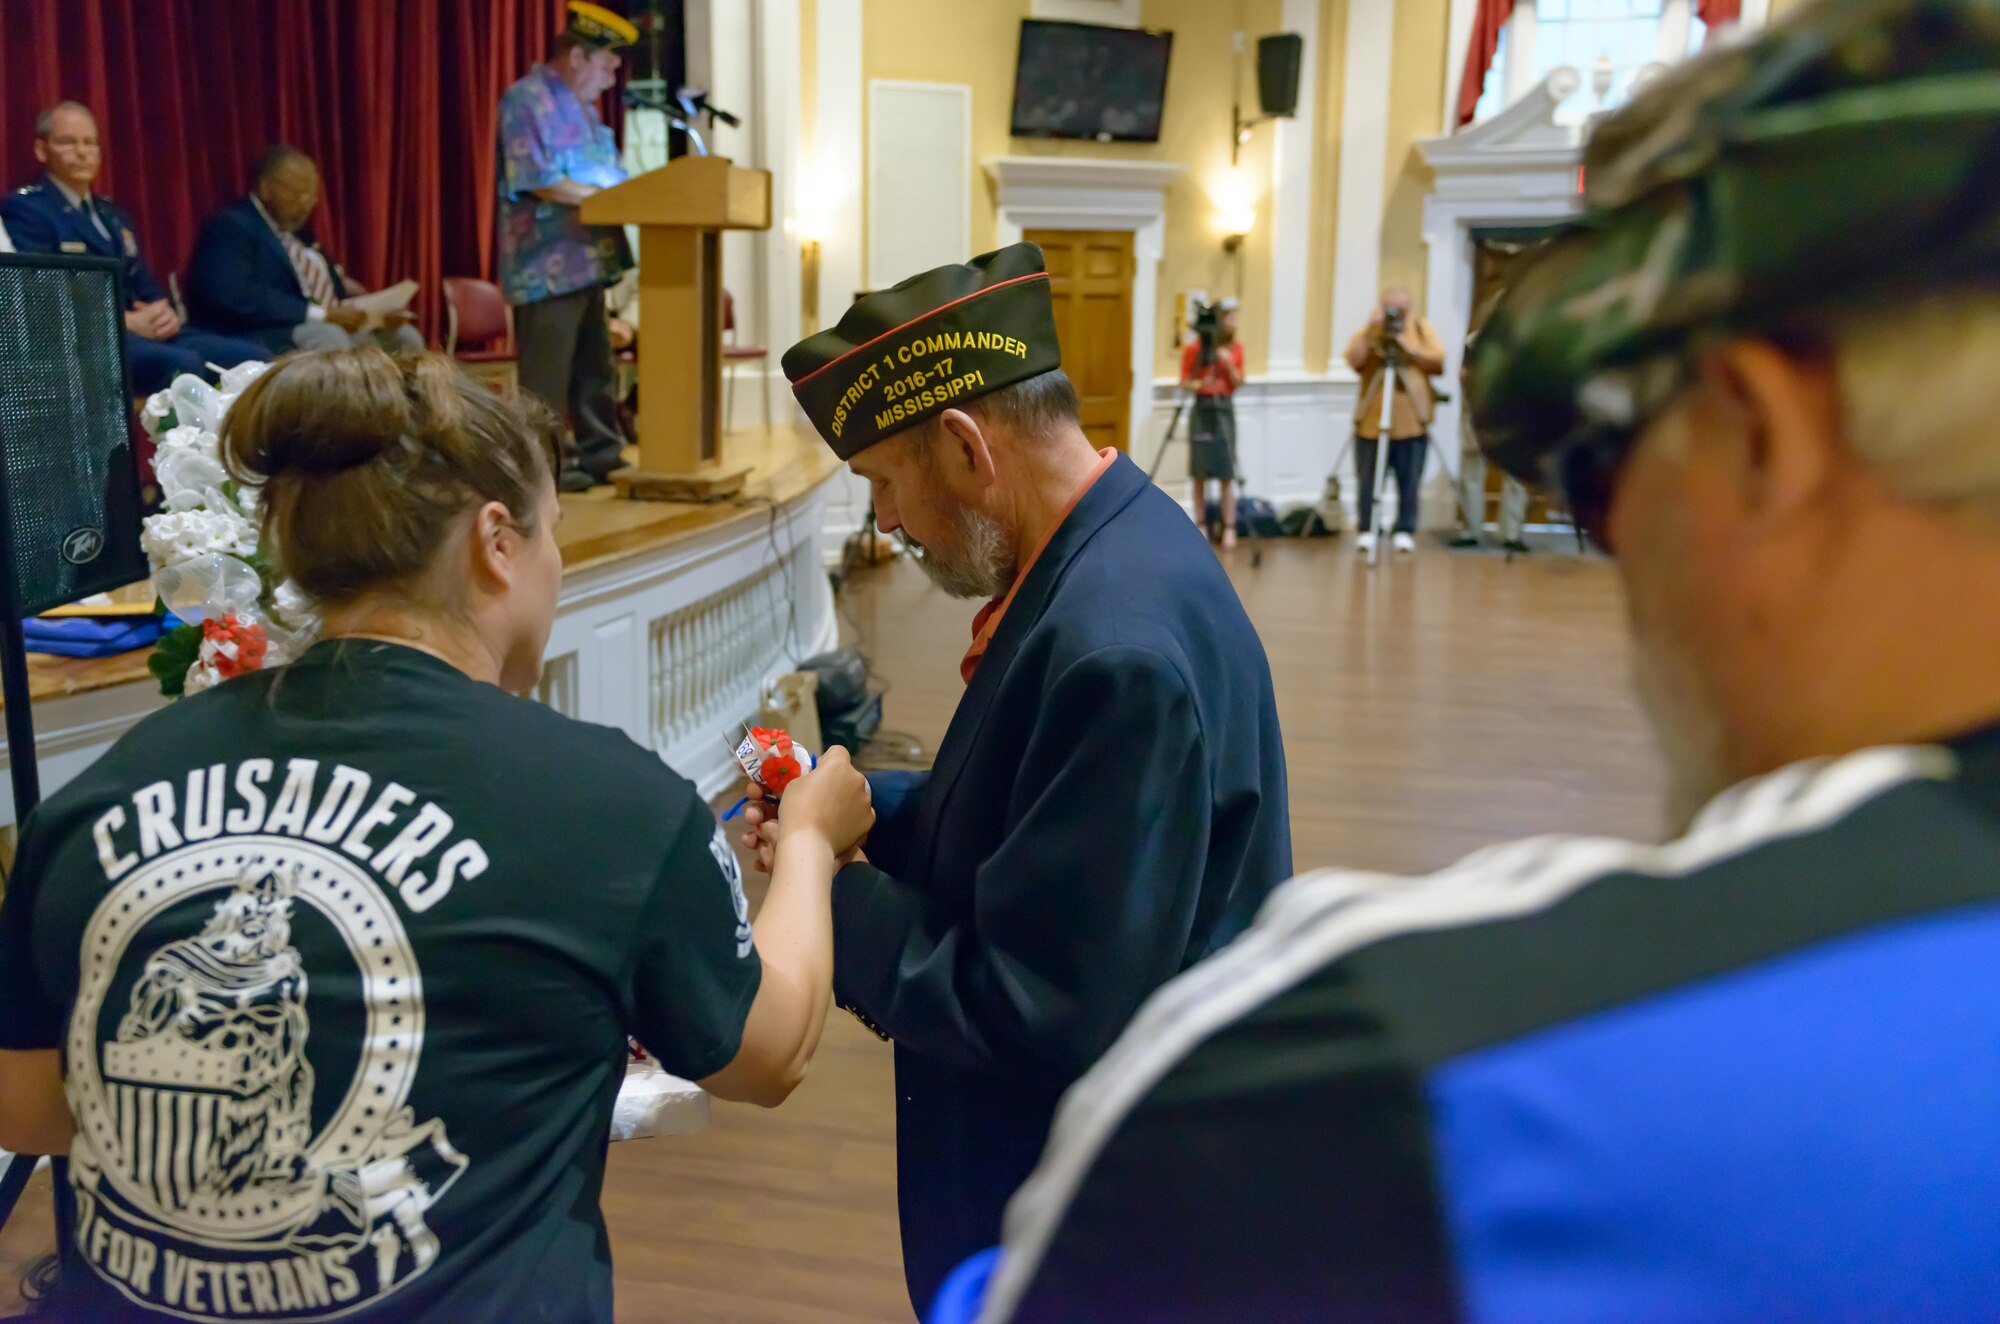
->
<box><xmin>186</xmin><ymin>145</ymin><xmax>424</xmax><ymax>356</ymax></box>
<box><xmin>0</xmin><ymin>102</ymin><xmax>266</xmax><ymax>396</ymax></box>
<box><xmin>974</xmin><ymin>3</ymin><xmax>2000</xmax><ymax>1321</ymax></box>
<box><xmin>763</xmin><ymin>244</ymin><xmax>1292</xmax><ymax>1313</ymax></box>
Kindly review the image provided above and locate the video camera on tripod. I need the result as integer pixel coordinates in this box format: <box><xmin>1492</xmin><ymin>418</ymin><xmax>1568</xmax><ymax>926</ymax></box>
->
<box><xmin>1380</xmin><ymin>303</ymin><xmax>1407</xmax><ymax>347</ymax></box>
<box><xmin>1190</xmin><ymin>298</ymin><xmax>1225</xmax><ymax>367</ymax></box>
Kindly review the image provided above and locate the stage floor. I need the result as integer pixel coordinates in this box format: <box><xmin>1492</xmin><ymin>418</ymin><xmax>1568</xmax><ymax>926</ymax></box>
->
<box><xmin>591</xmin><ymin>536</ymin><xmax>1667</xmax><ymax>1323</ymax></box>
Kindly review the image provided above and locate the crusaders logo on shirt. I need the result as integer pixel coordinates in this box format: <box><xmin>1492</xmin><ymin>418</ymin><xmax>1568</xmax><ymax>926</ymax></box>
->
<box><xmin>63</xmin><ymin>840</ymin><xmax>465</xmax><ymax>1320</ymax></box>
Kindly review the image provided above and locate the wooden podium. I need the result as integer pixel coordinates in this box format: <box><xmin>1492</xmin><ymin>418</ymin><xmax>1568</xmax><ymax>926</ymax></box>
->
<box><xmin>581</xmin><ymin>156</ymin><xmax>772</xmax><ymax>501</ymax></box>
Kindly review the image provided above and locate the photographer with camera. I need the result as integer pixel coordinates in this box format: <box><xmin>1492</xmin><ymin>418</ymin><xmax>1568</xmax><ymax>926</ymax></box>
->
<box><xmin>1344</xmin><ymin>288</ymin><xmax>1445</xmax><ymax>554</ymax></box>
<box><xmin>1179</xmin><ymin>297</ymin><xmax>1247</xmax><ymax>550</ymax></box>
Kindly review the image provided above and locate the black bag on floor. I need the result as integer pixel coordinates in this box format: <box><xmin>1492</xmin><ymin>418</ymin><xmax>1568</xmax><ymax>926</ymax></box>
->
<box><xmin>798</xmin><ymin>646</ymin><xmax>883</xmax><ymax>753</ymax></box>
<box><xmin>1205</xmin><ymin>496</ymin><xmax>1283</xmax><ymax>538</ymax></box>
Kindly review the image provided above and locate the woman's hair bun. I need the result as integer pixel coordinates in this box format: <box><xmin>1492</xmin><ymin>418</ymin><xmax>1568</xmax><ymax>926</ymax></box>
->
<box><xmin>221</xmin><ymin>346</ymin><xmax>413</xmax><ymax>482</ymax></box>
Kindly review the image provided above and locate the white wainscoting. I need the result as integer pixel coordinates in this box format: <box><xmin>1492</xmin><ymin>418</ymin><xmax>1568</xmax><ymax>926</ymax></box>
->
<box><xmin>0</xmin><ymin>480</ymin><xmax>841</xmax><ymax>827</ymax></box>
<box><xmin>533</xmin><ymin>481</ymin><xmax>840</xmax><ymax>799</ymax></box>
<box><xmin>1140</xmin><ymin>374</ymin><xmax>1461</xmax><ymax>528</ymax></box>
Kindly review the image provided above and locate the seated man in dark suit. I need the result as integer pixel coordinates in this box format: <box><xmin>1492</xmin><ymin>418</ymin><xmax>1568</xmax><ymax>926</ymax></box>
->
<box><xmin>186</xmin><ymin>145</ymin><xmax>422</xmax><ymax>356</ymax></box>
<box><xmin>0</xmin><ymin>102</ymin><xmax>267</xmax><ymax>396</ymax></box>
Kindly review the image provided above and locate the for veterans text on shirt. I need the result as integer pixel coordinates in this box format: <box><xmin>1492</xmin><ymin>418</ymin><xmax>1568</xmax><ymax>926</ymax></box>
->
<box><xmin>0</xmin><ymin>641</ymin><xmax>759</xmax><ymax>1323</ymax></box>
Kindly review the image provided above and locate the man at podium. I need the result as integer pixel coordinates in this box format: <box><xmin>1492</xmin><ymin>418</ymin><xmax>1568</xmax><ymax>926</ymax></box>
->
<box><xmin>498</xmin><ymin>0</ymin><xmax>636</xmax><ymax>491</ymax></box>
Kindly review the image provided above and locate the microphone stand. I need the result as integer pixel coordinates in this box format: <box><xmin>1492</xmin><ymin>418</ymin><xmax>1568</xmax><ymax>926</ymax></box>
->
<box><xmin>622</xmin><ymin>89</ymin><xmax>709</xmax><ymax>156</ymax></box>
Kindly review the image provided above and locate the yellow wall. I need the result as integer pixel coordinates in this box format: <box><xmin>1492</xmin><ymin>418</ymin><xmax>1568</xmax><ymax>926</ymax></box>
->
<box><xmin>1302</xmin><ymin>0</ymin><xmax>1346</xmax><ymax>375</ymax></box>
<box><xmin>823</xmin><ymin>0</ymin><xmax>1788</xmax><ymax>382</ymax></box>
<box><xmin>859</xmin><ymin>0</ymin><xmax>1284</xmax><ymax>378</ymax></box>
<box><xmin>1381</xmin><ymin>0</ymin><xmax>1449</xmax><ymax>313</ymax></box>
<box><xmin>799</xmin><ymin>0</ymin><xmax>818</xmax><ymax>151</ymax></box>
<box><xmin>860</xmin><ymin>0</ymin><xmax>1032</xmax><ymax>267</ymax></box>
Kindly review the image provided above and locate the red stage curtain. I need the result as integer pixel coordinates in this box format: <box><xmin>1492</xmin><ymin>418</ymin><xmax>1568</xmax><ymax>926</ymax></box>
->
<box><xmin>1456</xmin><ymin>0</ymin><xmax>1518</xmax><ymax>128</ymax></box>
<box><xmin>1698</xmin><ymin>0</ymin><xmax>1744</xmax><ymax>29</ymax></box>
<box><xmin>0</xmin><ymin>0</ymin><xmax>574</xmax><ymax>340</ymax></box>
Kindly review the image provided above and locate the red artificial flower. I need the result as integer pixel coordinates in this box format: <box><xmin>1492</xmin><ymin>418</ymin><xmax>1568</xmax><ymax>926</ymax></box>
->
<box><xmin>201</xmin><ymin>614</ymin><xmax>269</xmax><ymax>679</ymax></box>
<box><xmin>761</xmin><ymin>754</ymin><xmax>804</xmax><ymax>795</ymax></box>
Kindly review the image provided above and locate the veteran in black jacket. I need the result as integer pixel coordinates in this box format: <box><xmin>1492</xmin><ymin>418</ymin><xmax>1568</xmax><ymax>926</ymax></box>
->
<box><xmin>767</xmin><ymin>244</ymin><xmax>1292</xmax><ymax>1312</ymax></box>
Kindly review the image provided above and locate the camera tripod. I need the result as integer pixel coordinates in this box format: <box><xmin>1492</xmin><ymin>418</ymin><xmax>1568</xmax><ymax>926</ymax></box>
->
<box><xmin>1148</xmin><ymin>380</ymin><xmax>1265</xmax><ymax>569</ymax></box>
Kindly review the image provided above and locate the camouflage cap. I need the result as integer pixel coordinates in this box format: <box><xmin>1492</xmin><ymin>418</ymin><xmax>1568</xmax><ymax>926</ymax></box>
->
<box><xmin>1470</xmin><ymin>0</ymin><xmax>2000</xmax><ymax>493</ymax></box>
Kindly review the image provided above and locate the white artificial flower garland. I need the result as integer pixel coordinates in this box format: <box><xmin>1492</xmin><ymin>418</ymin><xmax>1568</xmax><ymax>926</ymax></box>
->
<box><xmin>137</xmin><ymin>365</ymin><xmax>320</xmax><ymax>695</ymax></box>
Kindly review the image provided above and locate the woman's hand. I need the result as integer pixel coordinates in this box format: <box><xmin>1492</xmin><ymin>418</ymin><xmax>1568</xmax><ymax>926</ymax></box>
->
<box><xmin>753</xmin><ymin>820</ymin><xmax>867</xmax><ymax>874</ymax></box>
<box><xmin>765</xmin><ymin>746</ymin><xmax>874</xmax><ymax>858</ymax></box>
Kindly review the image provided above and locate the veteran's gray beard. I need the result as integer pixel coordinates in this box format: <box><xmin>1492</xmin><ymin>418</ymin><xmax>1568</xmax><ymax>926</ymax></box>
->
<box><xmin>1631</xmin><ymin>631</ymin><xmax>1734</xmax><ymax>840</ymax></box>
<box><xmin>899</xmin><ymin>499</ymin><xmax>1013</xmax><ymax>600</ymax></box>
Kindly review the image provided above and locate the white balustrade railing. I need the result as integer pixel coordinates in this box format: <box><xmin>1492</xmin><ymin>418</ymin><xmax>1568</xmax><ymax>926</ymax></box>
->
<box><xmin>651</xmin><ymin>541</ymin><xmax>807</xmax><ymax>754</ymax></box>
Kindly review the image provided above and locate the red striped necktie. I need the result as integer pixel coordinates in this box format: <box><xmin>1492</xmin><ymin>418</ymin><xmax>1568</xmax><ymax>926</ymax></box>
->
<box><xmin>278</xmin><ymin>230</ymin><xmax>338</xmax><ymax>309</ymax></box>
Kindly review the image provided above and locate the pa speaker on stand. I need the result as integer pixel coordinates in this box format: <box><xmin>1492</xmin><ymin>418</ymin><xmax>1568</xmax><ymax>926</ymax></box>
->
<box><xmin>0</xmin><ymin>251</ymin><xmax>150</xmax><ymax>1293</ymax></box>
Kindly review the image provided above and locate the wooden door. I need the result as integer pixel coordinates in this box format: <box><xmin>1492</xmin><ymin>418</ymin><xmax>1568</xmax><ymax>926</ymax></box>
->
<box><xmin>1025</xmin><ymin>229</ymin><xmax>1133</xmax><ymax>451</ymax></box>
<box><xmin>1470</xmin><ymin>230</ymin><xmax>1562</xmax><ymax>524</ymax></box>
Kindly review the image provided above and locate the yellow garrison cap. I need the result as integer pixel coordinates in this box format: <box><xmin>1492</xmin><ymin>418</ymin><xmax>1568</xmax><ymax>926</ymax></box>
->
<box><xmin>566</xmin><ymin>1</ymin><xmax>638</xmax><ymax>49</ymax></box>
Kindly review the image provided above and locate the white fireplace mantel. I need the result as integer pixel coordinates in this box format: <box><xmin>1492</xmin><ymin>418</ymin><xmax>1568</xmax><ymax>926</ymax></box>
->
<box><xmin>1415</xmin><ymin>69</ymin><xmax>1587</xmax><ymax>478</ymax></box>
<box><xmin>984</xmin><ymin>157</ymin><xmax>1186</xmax><ymax>452</ymax></box>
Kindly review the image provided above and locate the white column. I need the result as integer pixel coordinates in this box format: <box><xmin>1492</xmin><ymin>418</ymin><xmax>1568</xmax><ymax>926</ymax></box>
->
<box><xmin>1131</xmin><ymin>215</ymin><xmax>1165</xmax><ymax>455</ymax></box>
<box><xmin>810</xmin><ymin>0</ymin><xmax>869</xmax><ymax>545</ymax></box>
<box><xmin>1504</xmin><ymin>5</ymin><xmax>1540</xmax><ymax>105</ymax></box>
<box><xmin>756</xmin><ymin>0</ymin><xmax>802</xmax><ymax>425</ymax></box>
<box><xmin>1328</xmin><ymin>0</ymin><xmax>1395</xmax><ymax>378</ymax></box>
<box><xmin>704</xmin><ymin>0</ymin><xmax>762</xmax><ymax>355</ymax></box>
<box><xmin>684</xmin><ymin>0</ymin><xmax>714</xmax><ymax>90</ymax></box>
<box><xmin>1658</xmin><ymin>0</ymin><xmax>1694</xmax><ymax>63</ymax></box>
<box><xmin>813</xmin><ymin>0</ymin><xmax>865</xmax><ymax>321</ymax></box>
<box><xmin>1264</xmin><ymin>0</ymin><xmax>1319</xmax><ymax>379</ymax></box>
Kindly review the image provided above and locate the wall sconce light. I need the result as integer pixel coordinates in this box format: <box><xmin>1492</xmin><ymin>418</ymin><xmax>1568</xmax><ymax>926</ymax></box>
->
<box><xmin>1212</xmin><ymin>165</ymin><xmax>1258</xmax><ymax>254</ymax></box>
<box><xmin>800</xmin><ymin>238</ymin><xmax>821</xmax><ymax>329</ymax></box>
<box><xmin>1219</xmin><ymin>211</ymin><xmax>1256</xmax><ymax>253</ymax></box>
<box><xmin>795</xmin><ymin>155</ymin><xmax>844</xmax><ymax>331</ymax></box>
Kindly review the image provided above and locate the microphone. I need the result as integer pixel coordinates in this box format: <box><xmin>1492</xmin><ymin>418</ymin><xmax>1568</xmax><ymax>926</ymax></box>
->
<box><xmin>675</xmin><ymin>86</ymin><xmax>743</xmax><ymax>128</ymax></box>
<box><xmin>620</xmin><ymin>88</ymin><xmax>709</xmax><ymax>155</ymax></box>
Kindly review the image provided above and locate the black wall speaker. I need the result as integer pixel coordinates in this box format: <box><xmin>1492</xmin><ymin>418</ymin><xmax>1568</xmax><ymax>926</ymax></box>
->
<box><xmin>1257</xmin><ymin>33</ymin><xmax>1305</xmax><ymax>118</ymax></box>
<box><xmin>0</xmin><ymin>253</ymin><xmax>147</xmax><ymax>617</ymax></box>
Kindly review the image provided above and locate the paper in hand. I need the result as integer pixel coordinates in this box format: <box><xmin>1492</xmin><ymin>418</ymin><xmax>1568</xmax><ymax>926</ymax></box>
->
<box><xmin>341</xmin><ymin>279</ymin><xmax>420</xmax><ymax>334</ymax></box>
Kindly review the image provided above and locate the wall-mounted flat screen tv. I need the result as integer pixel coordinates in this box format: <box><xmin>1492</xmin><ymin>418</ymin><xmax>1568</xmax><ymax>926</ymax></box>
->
<box><xmin>1009</xmin><ymin>20</ymin><xmax>1174</xmax><ymax>144</ymax></box>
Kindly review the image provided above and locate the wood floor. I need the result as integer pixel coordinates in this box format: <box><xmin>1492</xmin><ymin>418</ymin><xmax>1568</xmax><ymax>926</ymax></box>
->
<box><xmin>0</xmin><ymin>536</ymin><xmax>1667</xmax><ymax>1322</ymax></box>
<box><xmin>595</xmin><ymin>536</ymin><xmax>1666</xmax><ymax>1323</ymax></box>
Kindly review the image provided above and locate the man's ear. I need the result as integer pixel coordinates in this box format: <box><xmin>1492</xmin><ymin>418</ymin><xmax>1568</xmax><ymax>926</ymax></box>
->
<box><xmin>32</xmin><ymin>140</ymin><xmax>48</xmax><ymax>168</ymax></box>
<box><xmin>935</xmin><ymin>409</ymin><xmax>998</xmax><ymax>493</ymax></box>
<box><xmin>1700</xmin><ymin>339</ymin><xmax>1843</xmax><ymax>539</ymax></box>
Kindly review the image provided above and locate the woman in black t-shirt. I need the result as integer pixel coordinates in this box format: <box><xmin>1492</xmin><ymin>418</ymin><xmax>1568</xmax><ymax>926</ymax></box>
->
<box><xmin>0</xmin><ymin>349</ymin><xmax>872</xmax><ymax>1323</ymax></box>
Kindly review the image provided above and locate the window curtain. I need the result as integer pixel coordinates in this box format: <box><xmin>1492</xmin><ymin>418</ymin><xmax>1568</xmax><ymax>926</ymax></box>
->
<box><xmin>0</xmin><ymin>0</ymin><xmax>578</xmax><ymax>340</ymax></box>
<box><xmin>1456</xmin><ymin>0</ymin><xmax>1519</xmax><ymax>128</ymax></box>
<box><xmin>1697</xmin><ymin>0</ymin><xmax>1743</xmax><ymax>29</ymax></box>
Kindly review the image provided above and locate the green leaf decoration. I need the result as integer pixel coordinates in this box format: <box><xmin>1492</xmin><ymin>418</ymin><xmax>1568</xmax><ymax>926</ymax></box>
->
<box><xmin>147</xmin><ymin>623</ymin><xmax>203</xmax><ymax>698</ymax></box>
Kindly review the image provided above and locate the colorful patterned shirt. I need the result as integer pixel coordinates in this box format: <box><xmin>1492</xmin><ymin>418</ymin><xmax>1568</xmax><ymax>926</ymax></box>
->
<box><xmin>496</xmin><ymin>64</ymin><xmax>631</xmax><ymax>306</ymax></box>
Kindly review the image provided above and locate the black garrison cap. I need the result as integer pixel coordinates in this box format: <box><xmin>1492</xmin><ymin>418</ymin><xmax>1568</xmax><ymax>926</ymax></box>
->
<box><xmin>783</xmin><ymin>243</ymin><xmax>1063</xmax><ymax>460</ymax></box>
